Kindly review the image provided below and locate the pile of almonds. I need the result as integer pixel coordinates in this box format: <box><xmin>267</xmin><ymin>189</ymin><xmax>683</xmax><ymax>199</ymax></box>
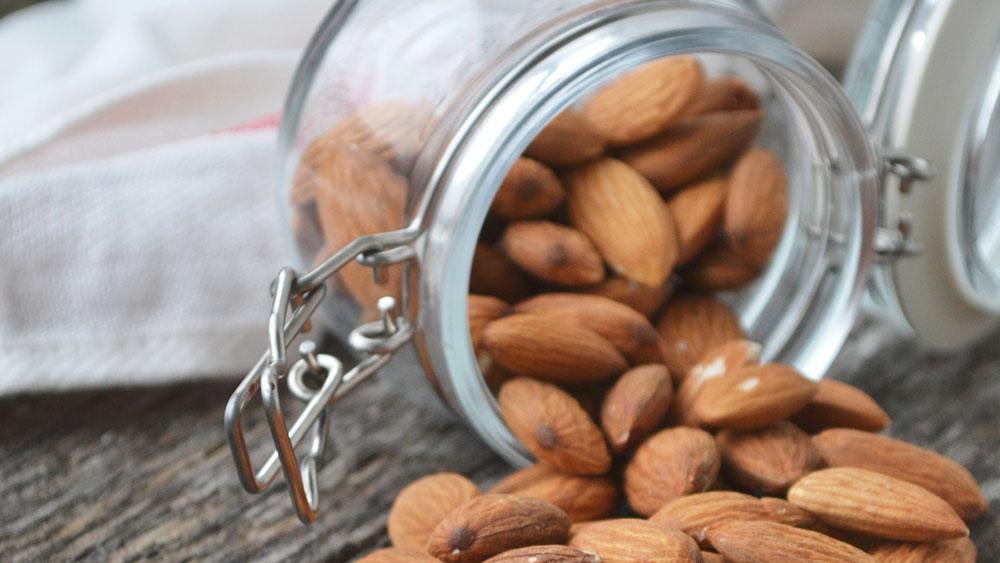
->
<box><xmin>351</xmin><ymin>57</ymin><xmax>988</xmax><ymax>562</ymax></box>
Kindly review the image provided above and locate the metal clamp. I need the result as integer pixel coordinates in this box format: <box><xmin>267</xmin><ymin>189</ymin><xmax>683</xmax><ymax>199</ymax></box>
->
<box><xmin>224</xmin><ymin>235</ymin><xmax>415</xmax><ymax>523</ymax></box>
<box><xmin>875</xmin><ymin>150</ymin><xmax>935</xmax><ymax>262</ymax></box>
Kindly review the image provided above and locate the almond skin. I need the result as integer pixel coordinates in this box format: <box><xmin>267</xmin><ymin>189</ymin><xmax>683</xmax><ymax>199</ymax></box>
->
<box><xmin>655</xmin><ymin>295</ymin><xmax>747</xmax><ymax>382</ymax></box>
<box><xmin>564</xmin><ymin>158</ymin><xmax>680</xmax><ymax>288</ymax></box>
<box><xmin>483</xmin><ymin>314</ymin><xmax>627</xmax><ymax>385</ymax></box>
<box><xmin>582</xmin><ymin>277</ymin><xmax>673</xmax><ymax>319</ymax></box>
<box><xmin>583</xmin><ymin>56</ymin><xmax>705</xmax><ymax>146</ymax></box>
<box><xmin>666</xmin><ymin>176</ymin><xmax>729</xmax><ymax>264</ymax></box>
<box><xmin>500</xmin><ymin>221</ymin><xmax>605</xmax><ymax>286</ymax></box>
<box><xmin>569</xmin><ymin>518</ymin><xmax>702</xmax><ymax>562</ymax></box>
<box><xmin>426</xmin><ymin>494</ymin><xmax>571</xmax><ymax>563</ymax></box>
<box><xmin>515</xmin><ymin>293</ymin><xmax>665</xmax><ymax>365</ymax></box>
<box><xmin>600</xmin><ymin>364</ymin><xmax>673</xmax><ymax>454</ymax></box>
<box><xmin>706</xmin><ymin>520</ymin><xmax>875</xmax><ymax>563</ymax></box>
<box><xmin>621</xmin><ymin>110</ymin><xmax>763</xmax><ymax>192</ymax></box>
<box><xmin>716</xmin><ymin>421</ymin><xmax>822</xmax><ymax>494</ymax></box>
<box><xmin>489</xmin><ymin>464</ymin><xmax>618</xmax><ymax>522</ymax></box>
<box><xmin>468</xmin><ymin>295</ymin><xmax>512</xmax><ymax>351</ymax></box>
<box><xmin>789</xmin><ymin>379</ymin><xmax>891</xmax><ymax>432</ymax></box>
<box><xmin>491</xmin><ymin>157</ymin><xmax>566</xmax><ymax>220</ymax></box>
<box><xmin>691</xmin><ymin>363</ymin><xmax>818</xmax><ymax>430</ymax></box>
<box><xmin>387</xmin><ymin>472</ymin><xmax>481</xmax><ymax>550</ymax></box>
<box><xmin>484</xmin><ymin>545</ymin><xmax>601</xmax><ymax>563</ymax></box>
<box><xmin>624</xmin><ymin>427</ymin><xmax>720</xmax><ymax>516</ymax></box>
<box><xmin>471</xmin><ymin>243</ymin><xmax>535</xmax><ymax>303</ymax></box>
<box><xmin>680</xmin><ymin>76</ymin><xmax>761</xmax><ymax>117</ymax></box>
<box><xmin>680</xmin><ymin>239</ymin><xmax>761</xmax><ymax>292</ymax></box>
<box><xmin>650</xmin><ymin>491</ymin><xmax>817</xmax><ymax>548</ymax></box>
<box><xmin>699</xmin><ymin>552</ymin><xmax>724</xmax><ymax>563</ymax></box>
<box><xmin>724</xmin><ymin>148</ymin><xmax>788</xmax><ymax>268</ymax></box>
<box><xmin>812</xmin><ymin>428</ymin><xmax>987</xmax><ymax>523</ymax></box>
<box><xmin>498</xmin><ymin>378</ymin><xmax>612</xmax><ymax>475</ymax></box>
<box><xmin>356</xmin><ymin>547</ymin><xmax>441</xmax><ymax>563</ymax></box>
<box><xmin>526</xmin><ymin>108</ymin><xmax>608</xmax><ymax>166</ymax></box>
<box><xmin>787</xmin><ymin>467</ymin><xmax>969</xmax><ymax>542</ymax></box>
<box><xmin>670</xmin><ymin>340</ymin><xmax>762</xmax><ymax>427</ymax></box>
<box><xmin>869</xmin><ymin>538</ymin><xmax>977</xmax><ymax>563</ymax></box>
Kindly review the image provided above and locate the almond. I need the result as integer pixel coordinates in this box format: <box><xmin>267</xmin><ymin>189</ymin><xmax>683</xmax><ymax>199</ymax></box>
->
<box><xmin>498</xmin><ymin>378</ymin><xmax>612</xmax><ymax>475</ymax></box>
<box><xmin>624</xmin><ymin>427</ymin><xmax>720</xmax><ymax>515</ymax></box>
<box><xmin>491</xmin><ymin>157</ymin><xmax>566</xmax><ymax>220</ymax></box>
<box><xmin>489</xmin><ymin>464</ymin><xmax>618</xmax><ymax>522</ymax></box>
<box><xmin>650</xmin><ymin>491</ymin><xmax>817</xmax><ymax>548</ymax></box>
<box><xmin>569</xmin><ymin>519</ymin><xmax>702</xmax><ymax>562</ymax></box>
<box><xmin>666</xmin><ymin>176</ymin><xmax>729</xmax><ymax>264</ymax></box>
<box><xmin>699</xmin><ymin>552</ymin><xmax>724</xmax><ymax>563</ymax></box>
<box><xmin>680</xmin><ymin>239</ymin><xmax>761</xmax><ymax>291</ymax></box>
<box><xmin>716</xmin><ymin>421</ymin><xmax>822</xmax><ymax>494</ymax></box>
<box><xmin>564</xmin><ymin>158</ymin><xmax>680</xmax><ymax>287</ymax></box>
<box><xmin>525</xmin><ymin>108</ymin><xmax>607</xmax><ymax>166</ymax></box>
<box><xmin>787</xmin><ymin>467</ymin><xmax>969</xmax><ymax>542</ymax></box>
<box><xmin>869</xmin><ymin>538</ymin><xmax>977</xmax><ymax>563</ymax></box>
<box><xmin>723</xmin><ymin>148</ymin><xmax>787</xmax><ymax>268</ymax></box>
<box><xmin>357</xmin><ymin>547</ymin><xmax>441</xmax><ymax>562</ymax></box>
<box><xmin>789</xmin><ymin>379</ymin><xmax>891</xmax><ymax>432</ymax></box>
<box><xmin>515</xmin><ymin>293</ymin><xmax>665</xmax><ymax>365</ymax></box>
<box><xmin>705</xmin><ymin>520</ymin><xmax>875</xmax><ymax>563</ymax></box>
<box><xmin>680</xmin><ymin>76</ymin><xmax>761</xmax><ymax>117</ymax></box>
<box><xmin>388</xmin><ymin>472</ymin><xmax>481</xmax><ymax>550</ymax></box>
<box><xmin>322</xmin><ymin>102</ymin><xmax>432</xmax><ymax>173</ymax></box>
<box><xmin>582</xmin><ymin>276</ymin><xmax>673</xmax><ymax>319</ymax></box>
<box><xmin>471</xmin><ymin>243</ymin><xmax>535</xmax><ymax>303</ymax></box>
<box><xmin>670</xmin><ymin>340</ymin><xmax>762</xmax><ymax>426</ymax></box>
<box><xmin>600</xmin><ymin>365</ymin><xmax>673</xmax><ymax>454</ymax></box>
<box><xmin>691</xmin><ymin>363</ymin><xmax>818</xmax><ymax>430</ymax></box>
<box><xmin>483</xmin><ymin>315</ymin><xmax>627</xmax><ymax>385</ymax></box>
<box><xmin>621</xmin><ymin>110</ymin><xmax>762</xmax><ymax>192</ymax></box>
<box><xmin>484</xmin><ymin>545</ymin><xmax>601</xmax><ymax>563</ymax></box>
<box><xmin>655</xmin><ymin>295</ymin><xmax>747</xmax><ymax>381</ymax></box>
<box><xmin>426</xmin><ymin>494</ymin><xmax>571</xmax><ymax>563</ymax></box>
<box><xmin>812</xmin><ymin>428</ymin><xmax>987</xmax><ymax>523</ymax></box>
<box><xmin>582</xmin><ymin>56</ymin><xmax>705</xmax><ymax>146</ymax></box>
<box><xmin>500</xmin><ymin>221</ymin><xmax>605</xmax><ymax>286</ymax></box>
<box><xmin>468</xmin><ymin>295</ymin><xmax>512</xmax><ymax>351</ymax></box>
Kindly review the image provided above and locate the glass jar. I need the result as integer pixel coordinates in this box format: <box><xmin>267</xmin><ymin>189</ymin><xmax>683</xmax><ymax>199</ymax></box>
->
<box><xmin>227</xmin><ymin>0</ymin><xmax>1000</xmax><ymax>521</ymax></box>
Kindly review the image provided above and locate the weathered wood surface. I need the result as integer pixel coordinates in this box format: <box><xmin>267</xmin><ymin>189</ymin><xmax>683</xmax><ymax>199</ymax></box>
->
<box><xmin>1</xmin><ymin>319</ymin><xmax>998</xmax><ymax>562</ymax></box>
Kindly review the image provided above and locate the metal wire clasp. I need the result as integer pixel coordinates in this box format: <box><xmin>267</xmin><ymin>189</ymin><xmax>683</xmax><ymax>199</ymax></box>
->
<box><xmin>224</xmin><ymin>237</ymin><xmax>415</xmax><ymax>523</ymax></box>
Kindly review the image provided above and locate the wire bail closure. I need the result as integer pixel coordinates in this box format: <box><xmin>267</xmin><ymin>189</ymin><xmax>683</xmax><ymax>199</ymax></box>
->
<box><xmin>224</xmin><ymin>237</ymin><xmax>416</xmax><ymax>523</ymax></box>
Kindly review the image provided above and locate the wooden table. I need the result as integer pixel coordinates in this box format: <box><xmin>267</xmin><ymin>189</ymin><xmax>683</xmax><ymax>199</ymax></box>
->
<box><xmin>1</xmin><ymin>319</ymin><xmax>997</xmax><ymax>562</ymax></box>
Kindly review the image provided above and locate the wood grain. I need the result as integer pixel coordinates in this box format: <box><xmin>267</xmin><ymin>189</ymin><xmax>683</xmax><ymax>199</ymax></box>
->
<box><xmin>0</xmin><ymin>320</ymin><xmax>997</xmax><ymax>561</ymax></box>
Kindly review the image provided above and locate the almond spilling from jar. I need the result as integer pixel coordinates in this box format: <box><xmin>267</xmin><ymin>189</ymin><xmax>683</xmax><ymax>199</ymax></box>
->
<box><xmin>388</xmin><ymin>472</ymin><xmax>480</xmax><ymax>550</ymax></box>
<box><xmin>489</xmin><ymin>464</ymin><xmax>618</xmax><ymax>523</ymax></box>
<box><xmin>623</xmin><ymin>426</ymin><xmax>720</xmax><ymax>516</ymax></box>
<box><xmin>568</xmin><ymin>518</ymin><xmax>702</xmax><ymax>563</ymax></box>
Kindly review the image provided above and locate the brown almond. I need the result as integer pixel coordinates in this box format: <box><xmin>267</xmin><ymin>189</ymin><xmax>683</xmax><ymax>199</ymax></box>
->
<box><xmin>650</xmin><ymin>491</ymin><xmax>817</xmax><ymax>548</ymax></box>
<box><xmin>498</xmin><ymin>378</ymin><xmax>612</xmax><ymax>475</ymax></box>
<box><xmin>468</xmin><ymin>295</ymin><xmax>512</xmax><ymax>351</ymax></box>
<box><xmin>491</xmin><ymin>158</ymin><xmax>566</xmax><ymax>220</ymax></box>
<box><xmin>569</xmin><ymin>519</ymin><xmax>701</xmax><ymax>562</ymax></box>
<box><xmin>489</xmin><ymin>464</ymin><xmax>618</xmax><ymax>522</ymax></box>
<box><xmin>500</xmin><ymin>221</ymin><xmax>605</xmax><ymax>286</ymax></box>
<box><xmin>484</xmin><ymin>545</ymin><xmax>601</xmax><ymax>563</ymax></box>
<box><xmin>357</xmin><ymin>547</ymin><xmax>441</xmax><ymax>563</ymax></box>
<box><xmin>323</xmin><ymin>102</ymin><xmax>432</xmax><ymax>173</ymax></box>
<box><xmin>680</xmin><ymin>239</ymin><xmax>761</xmax><ymax>292</ymax></box>
<box><xmin>692</xmin><ymin>363</ymin><xmax>818</xmax><ymax>430</ymax></box>
<box><xmin>655</xmin><ymin>295</ymin><xmax>747</xmax><ymax>381</ymax></box>
<box><xmin>483</xmin><ymin>314</ymin><xmax>627</xmax><ymax>385</ymax></box>
<box><xmin>525</xmin><ymin>108</ymin><xmax>608</xmax><ymax>166</ymax></box>
<box><xmin>667</xmin><ymin>176</ymin><xmax>729</xmax><ymax>264</ymax></box>
<box><xmin>600</xmin><ymin>365</ymin><xmax>673</xmax><ymax>454</ymax></box>
<box><xmin>812</xmin><ymin>428</ymin><xmax>987</xmax><ymax>523</ymax></box>
<box><xmin>706</xmin><ymin>520</ymin><xmax>875</xmax><ymax>563</ymax></box>
<box><xmin>427</xmin><ymin>494</ymin><xmax>571</xmax><ymax>563</ymax></box>
<box><xmin>388</xmin><ymin>472</ymin><xmax>481</xmax><ymax>550</ymax></box>
<box><xmin>582</xmin><ymin>276</ymin><xmax>673</xmax><ymax>319</ymax></box>
<box><xmin>564</xmin><ymin>158</ymin><xmax>680</xmax><ymax>287</ymax></box>
<box><xmin>471</xmin><ymin>243</ymin><xmax>535</xmax><ymax>303</ymax></box>
<box><xmin>670</xmin><ymin>340</ymin><xmax>763</xmax><ymax>429</ymax></box>
<box><xmin>787</xmin><ymin>467</ymin><xmax>969</xmax><ymax>542</ymax></box>
<box><xmin>582</xmin><ymin>56</ymin><xmax>705</xmax><ymax>146</ymax></box>
<box><xmin>621</xmin><ymin>110</ymin><xmax>763</xmax><ymax>192</ymax></box>
<box><xmin>869</xmin><ymin>538</ymin><xmax>977</xmax><ymax>563</ymax></box>
<box><xmin>624</xmin><ymin>427</ymin><xmax>720</xmax><ymax>516</ymax></box>
<box><xmin>724</xmin><ymin>148</ymin><xmax>788</xmax><ymax>268</ymax></box>
<box><xmin>515</xmin><ymin>293</ymin><xmax>665</xmax><ymax>365</ymax></box>
<box><xmin>789</xmin><ymin>379</ymin><xmax>891</xmax><ymax>432</ymax></box>
<box><xmin>680</xmin><ymin>76</ymin><xmax>761</xmax><ymax>117</ymax></box>
<box><xmin>716</xmin><ymin>421</ymin><xmax>822</xmax><ymax>494</ymax></box>
<box><xmin>699</xmin><ymin>552</ymin><xmax>724</xmax><ymax>563</ymax></box>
